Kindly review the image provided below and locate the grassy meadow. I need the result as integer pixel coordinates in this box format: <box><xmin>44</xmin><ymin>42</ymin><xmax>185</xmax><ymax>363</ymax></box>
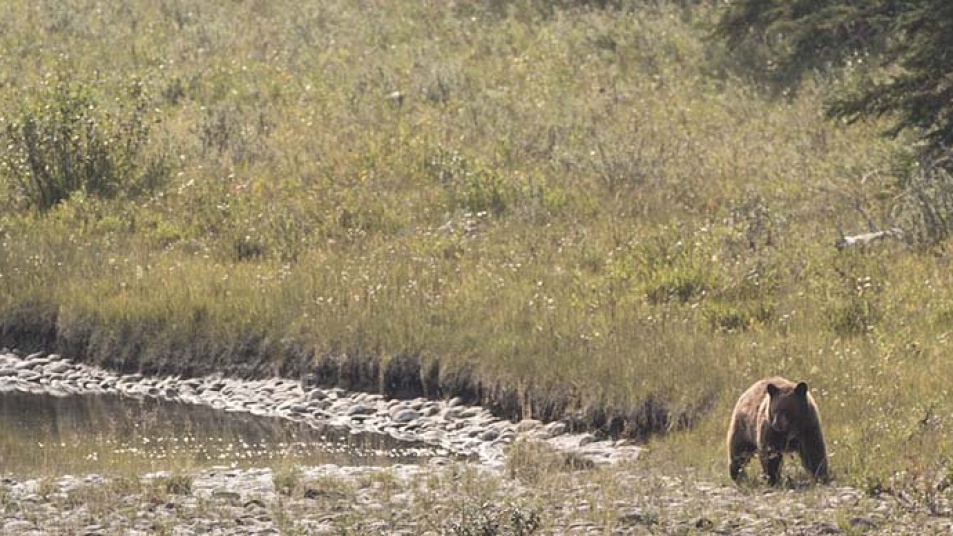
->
<box><xmin>1</xmin><ymin>0</ymin><xmax>951</xmax><ymax>489</ymax></box>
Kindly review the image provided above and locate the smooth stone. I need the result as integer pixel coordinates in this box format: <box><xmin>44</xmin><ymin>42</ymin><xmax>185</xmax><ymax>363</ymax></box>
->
<box><xmin>16</xmin><ymin>370</ymin><xmax>40</xmax><ymax>381</ymax></box>
<box><xmin>849</xmin><ymin>517</ymin><xmax>877</xmax><ymax>531</ymax></box>
<box><xmin>578</xmin><ymin>434</ymin><xmax>598</xmax><ymax>446</ymax></box>
<box><xmin>391</xmin><ymin>409</ymin><xmax>421</xmax><ymax>423</ymax></box>
<box><xmin>458</xmin><ymin>407</ymin><xmax>481</xmax><ymax>418</ymax></box>
<box><xmin>545</xmin><ymin>422</ymin><xmax>568</xmax><ymax>436</ymax></box>
<box><xmin>480</xmin><ymin>429</ymin><xmax>500</xmax><ymax>441</ymax></box>
<box><xmin>212</xmin><ymin>489</ymin><xmax>242</xmax><ymax>501</ymax></box>
<box><xmin>809</xmin><ymin>521</ymin><xmax>842</xmax><ymax>534</ymax></box>
<box><xmin>3</xmin><ymin>520</ymin><xmax>37</xmax><ymax>532</ymax></box>
<box><xmin>618</xmin><ymin>509</ymin><xmax>654</xmax><ymax>525</ymax></box>
<box><xmin>516</xmin><ymin>419</ymin><xmax>543</xmax><ymax>434</ymax></box>
<box><xmin>421</xmin><ymin>431</ymin><xmax>443</xmax><ymax>443</ymax></box>
<box><xmin>45</xmin><ymin>362</ymin><xmax>72</xmax><ymax>374</ymax></box>
<box><xmin>346</xmin><ymin>404</ymin><xmax>376</xmax><ymax>416</ymax></box>
<box><xmin>301</xmin><ymin>373</ymin><xmax>319</xmax><ymax>388</ymax></box>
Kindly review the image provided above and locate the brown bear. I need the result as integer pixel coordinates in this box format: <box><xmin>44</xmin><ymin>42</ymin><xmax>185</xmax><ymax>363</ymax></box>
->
<box><xmin>726</xmin><ymin>377</ymin><xmax>828</xmax><ymax>485</ymax></box>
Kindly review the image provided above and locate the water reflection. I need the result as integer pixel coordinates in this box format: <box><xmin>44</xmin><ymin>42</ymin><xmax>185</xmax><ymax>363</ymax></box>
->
<box><xmin>0</xmin><ymin>391</ymin><xmax>438</xmax><ymax>477</ymax></box>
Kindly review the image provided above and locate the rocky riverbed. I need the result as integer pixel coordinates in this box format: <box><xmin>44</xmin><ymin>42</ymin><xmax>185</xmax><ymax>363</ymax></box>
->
<box><xmin>3</xmin><ymin>350</ymin><xmax>953</xmax><ymax>534</ymax></box>
<box><xmin>0</xmin><ymin>351</ymin><xmax>640</xmax><ymax>468</ymax></box>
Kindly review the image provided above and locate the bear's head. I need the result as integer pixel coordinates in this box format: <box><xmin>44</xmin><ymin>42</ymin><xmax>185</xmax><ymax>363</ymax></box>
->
<box><xmin>765</xmin><ymin>381</ymin><xmax>811</xmax><ymax>434</ymax></box>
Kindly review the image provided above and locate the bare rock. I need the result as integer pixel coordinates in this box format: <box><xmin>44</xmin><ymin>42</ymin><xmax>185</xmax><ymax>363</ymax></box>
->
<box><xmin>391</xmin><ymin>409</ymin><xmax>421</xmax><ymax>423</ymax></box>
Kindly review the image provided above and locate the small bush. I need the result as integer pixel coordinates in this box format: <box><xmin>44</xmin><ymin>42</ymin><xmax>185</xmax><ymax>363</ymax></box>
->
<box><xmin>428</xmin><ymin>148</ymin><xmax>516</xmax><ymax>216</ymax></box>
<box><xmin>159</xmin><ymin>474</ymin><xmax>193</xmax><ymax>495</ymax></box>
<box><xmin>827</xmin><ymin>298</ymin><xmax>879</xmax><ymax>337</ymax></box>
<box><xmin>644</xmin><ymin>267</ymin><xmax>710</xmax><ymax>305</ymax></box>
<box><xmin>197</xmin><ymin>102</ymin><xmax>273</xmax><ymax>165</ymax></box>
<box><xmin>273</xmin><ymin>466</ymin><xmax>302</xmax><ymax>497</ymax></box>
<box><xmin>727</xmin><ymin>195</ymin><xmax>783</xmax><ymax>252</ymax></box>
<box><xmin>703</xmin><ymin>301</ymin><xmax>773</xmax><ymax>333</ymax></box>
<box><xmin>891</xmin><ymin>165</ymin><xmax>953</xmax><ymax>248</ymax></box>
<box><xmin>504</xmin><ymin>440</ymin><xmax>592</xmax><ymax>484</ymax></box>
<box><xmin>1</xmin><ymin>76</ymin><xmax>168</xmax><ymax>211</ymax></box>
<box><xmin>448</xmin><ymin>502</ymin><xmax>542</xmax><ymax>536</ymax></box>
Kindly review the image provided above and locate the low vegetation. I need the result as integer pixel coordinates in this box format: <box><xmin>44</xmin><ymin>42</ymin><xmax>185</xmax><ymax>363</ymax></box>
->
<box><xmin>1</xmin><ymin>0</ymin><xmax>952</xmax><ymax>491</ymax></box>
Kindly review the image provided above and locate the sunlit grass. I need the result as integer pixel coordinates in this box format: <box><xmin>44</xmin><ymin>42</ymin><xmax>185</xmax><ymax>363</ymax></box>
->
<box><xmin>0</xmin><ymin>0</ymin><xmax>950</xmax><ymax>490</ymax></box>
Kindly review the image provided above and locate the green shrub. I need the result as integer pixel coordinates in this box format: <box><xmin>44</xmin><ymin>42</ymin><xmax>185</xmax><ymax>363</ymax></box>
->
<box><xmin>1</xmin><ymin>76</ymin><xmax>168</xmax><ymax>212</ymax></box>
<box><xmin>644</xmin><ymin>268</ymin><xmax>710</xmax><ymax>304</ymax></box>
<box><xmin>827</xmin><ymin>298</ymin><xmax>879</xmax><ymax>337</ymax></box>
<box><xmin>158</xmin><ymin>474</ymin><xmax>193</xmax><ymax>495</ymax></box>
<box><xmin>703</xmin><ymin>301</ymin><xmax>774</xmax><ymax>333</ymax></box>
<box><xmin>273</xmin><ymin>466</ymin><xmax>302</xmax><ymax>497</ymax></box>
<box><xmin>449</xmin><ymin>501</ymin><xmax>542</xmax><ymax>536</ymax></box>
<box><xmin>892</xmin><ymin>166</ymin><xmax>953</xmax><ymax>248</ymax></box>
<box><xmin>428</xmin><ymin>148</ymin><xmax>516</xmax><ymax>216</ymax></box>
<box><xmin>504</xmin><ymin>440</ymin><xmax>589</xmax><ymax>484</ymax></box>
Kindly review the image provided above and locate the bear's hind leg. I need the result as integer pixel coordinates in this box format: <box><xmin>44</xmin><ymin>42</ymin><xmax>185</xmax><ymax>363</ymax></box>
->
<box><xmin>729</xmin><ymin>441</ymin><xmax>756</xmax><ymax>481</ymax></box>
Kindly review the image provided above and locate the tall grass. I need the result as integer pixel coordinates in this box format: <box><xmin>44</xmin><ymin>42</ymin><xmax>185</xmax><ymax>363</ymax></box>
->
<box><xmin>0</xmin><ymin>0</ymin><xmax>950</xmax><ymax>486</ymax></box>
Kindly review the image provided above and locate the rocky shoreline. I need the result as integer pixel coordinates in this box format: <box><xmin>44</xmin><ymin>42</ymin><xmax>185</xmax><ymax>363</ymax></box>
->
<box><xmin>4</xmin><ymin>350</ymin><xmax>953</xmax><ymax>534</ymax></box>
<box><xmin>0</xmin><ymin>350</ymin><xmax>641</xmax><ymax>469</ymax></box>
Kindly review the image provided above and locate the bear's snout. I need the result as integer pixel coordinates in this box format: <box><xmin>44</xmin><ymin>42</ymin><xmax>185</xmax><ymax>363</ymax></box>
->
<box><xmin>770</xmin><ymin>413</ymin><xmax>790</xmax><ymax>431</ymax></box>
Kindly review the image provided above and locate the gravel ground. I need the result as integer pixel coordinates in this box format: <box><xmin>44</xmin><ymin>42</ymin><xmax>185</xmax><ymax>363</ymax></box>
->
<box><xmin>3</xmin><ymin>461</ymin><xmax>953</xmax><ymax>534</ymax></box>
<box><xmin>2</xmin><ymin>351</ymin><xmax>953</xmax><ymax>534</ymax></box>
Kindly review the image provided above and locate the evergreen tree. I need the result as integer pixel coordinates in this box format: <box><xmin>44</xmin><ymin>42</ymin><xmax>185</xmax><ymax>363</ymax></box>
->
<box><xmin>716</xmin><ymin>0</ymin><xmax>953</xmax><ymax>163</ymax></box>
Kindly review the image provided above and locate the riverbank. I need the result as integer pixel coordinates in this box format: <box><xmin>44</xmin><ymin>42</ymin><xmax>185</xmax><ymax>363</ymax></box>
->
<box><xmin>0</xmin><ymin>350</ymin><xmax>641</xmax><ymax>471</ymax></box>
<box><xmin>4</xmin><ymin>351</ymin><xmax>953</xmax><ymax>534</ymax></box>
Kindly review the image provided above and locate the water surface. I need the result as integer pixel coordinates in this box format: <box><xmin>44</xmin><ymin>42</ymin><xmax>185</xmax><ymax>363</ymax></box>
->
<box><xmin>0</xmin><ymin>390</ymin><xmax>440</xmax><ymax>477</ymax></box>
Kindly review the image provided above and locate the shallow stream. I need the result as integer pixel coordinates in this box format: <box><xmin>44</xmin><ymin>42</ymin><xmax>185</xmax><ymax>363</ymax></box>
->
<box><xmin>0</xmin><ymin>390</ymin><xmax>440</xmax><ymax>478</ymax></box>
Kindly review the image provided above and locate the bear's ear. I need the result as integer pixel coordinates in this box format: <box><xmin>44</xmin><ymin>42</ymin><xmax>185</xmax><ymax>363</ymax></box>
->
<box><xmin>766</xmin><ymin>383</ymin><xmax>779</xmax><ymax>397</ymax></box>
<box><xmin>795</xmin><ymin>382</ymin><xmax>808</xmax><ymax>398</ymax></box>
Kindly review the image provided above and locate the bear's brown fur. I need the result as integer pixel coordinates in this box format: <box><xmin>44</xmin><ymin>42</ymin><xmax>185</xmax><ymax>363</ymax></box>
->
<box><xmin>726</xmin><ymin>377</ymin><xmax>828</xmax><ymax>484</ymax></box>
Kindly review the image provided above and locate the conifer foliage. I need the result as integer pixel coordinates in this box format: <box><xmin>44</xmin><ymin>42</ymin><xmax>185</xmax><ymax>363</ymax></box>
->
<box><xmin>716</xmin><ymin>0</ymin><xmax>953</xmax><ymax>162</ymax></box>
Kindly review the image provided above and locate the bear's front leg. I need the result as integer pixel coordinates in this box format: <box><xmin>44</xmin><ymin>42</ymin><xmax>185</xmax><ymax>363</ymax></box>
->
<box><xmin>797</xmin><ymin>435</ymin><xmax>829</xmax><ymax>483</ymax></box>
<box><xmin>759</xmin><ymin>449</ymin><xmax>783</xmax><ymax>485</ymax></box>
